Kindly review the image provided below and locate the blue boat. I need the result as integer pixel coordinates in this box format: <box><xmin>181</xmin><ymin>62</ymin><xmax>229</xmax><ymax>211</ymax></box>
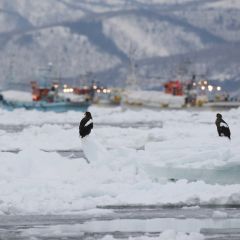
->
<box><xmin>1</xmin><ymin>99</ymin><xmax>90</xmax><ymax>112</ymax></box>
<box><xmin>0</xmin><ymin>90</ymin><xmax>90</xmax><ymax>112</ymax></box>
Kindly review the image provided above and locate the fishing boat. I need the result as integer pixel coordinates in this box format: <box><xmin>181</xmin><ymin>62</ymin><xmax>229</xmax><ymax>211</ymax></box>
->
<box><xmin>0</xmin><ymin>84</ymin><xmax>90</xmax><ymax>112</ymax></box>
<box><xmin>72</xmin><ymin>83</ymin><xmax>121</xmax><ymax>106</ymax></box>
<box><xmin>1</xmin><ymin>96</ymin><xmax>90</xmax><ymax>112</ymax></box>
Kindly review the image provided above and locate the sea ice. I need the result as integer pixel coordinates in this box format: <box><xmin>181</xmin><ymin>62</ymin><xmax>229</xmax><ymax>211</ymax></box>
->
<box><xmin>0</xmin><ymin>106</ymin><xmax>240</xmax><ymax>215</ymax></box>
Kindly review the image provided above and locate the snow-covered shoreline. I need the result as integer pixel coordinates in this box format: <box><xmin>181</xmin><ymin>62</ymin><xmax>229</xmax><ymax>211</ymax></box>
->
<box><xmin>0</xmin><ymin>106</ymin><xmax>240</xmax><ymax>215</ymax></box>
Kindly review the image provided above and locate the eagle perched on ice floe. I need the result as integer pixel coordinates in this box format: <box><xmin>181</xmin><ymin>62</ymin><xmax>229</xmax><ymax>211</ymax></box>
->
<box><xmin>215</xmin><ymin>113</ymin><xmax>231</xmax><ymax>140</ymax></box>
<box><xmin>79</xmin><ymin>112</ymin><xmax>93</xmax><ymax>138</ymax></box>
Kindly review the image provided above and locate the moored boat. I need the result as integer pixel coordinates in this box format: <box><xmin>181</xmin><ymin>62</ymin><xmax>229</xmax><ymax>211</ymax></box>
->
<box><xmin>0</xmin><ymin>87</ymin><xmax>90</xmax><ymax>112</ymax></box>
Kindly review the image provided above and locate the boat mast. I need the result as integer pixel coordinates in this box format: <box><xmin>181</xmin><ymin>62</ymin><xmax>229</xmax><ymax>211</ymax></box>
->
<box><xmin>6</xmin><ymin>53</ymin><xmax>16</xmax><ymax>90</ymax></box>
<box><xmin>125</xmin><ymin>45</ymin><xmax>139</xmax><ymax>90</ymax></box>
<box><xmin>38</xmin><ymin>62</ymin><xmax>53</xmax><ymax>88</ymax></box>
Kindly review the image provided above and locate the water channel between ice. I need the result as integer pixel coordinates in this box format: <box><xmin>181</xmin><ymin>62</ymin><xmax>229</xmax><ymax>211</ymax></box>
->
<box><xmin>1</xmin><ymin>207</ymin><xmax>240</xmax><ymax>239</ymax></box>
<box><xmin>21</xmin><ymin>218</ymin><xmax>240</xmax><ymax>233</ymax></box>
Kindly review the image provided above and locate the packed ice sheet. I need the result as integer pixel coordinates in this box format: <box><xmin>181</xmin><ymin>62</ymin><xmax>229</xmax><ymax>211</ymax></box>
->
<box><xmin>0</xmin><ymin>106</ymin><xmax>240</xmax><ymax>215</ymax></box>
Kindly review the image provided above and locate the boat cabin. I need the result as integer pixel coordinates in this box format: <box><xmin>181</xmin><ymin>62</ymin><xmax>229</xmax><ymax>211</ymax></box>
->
<box><xmin>164</xmin><ymin>80</ymin><xmax>183</xmax><ymax>96</ymax></box>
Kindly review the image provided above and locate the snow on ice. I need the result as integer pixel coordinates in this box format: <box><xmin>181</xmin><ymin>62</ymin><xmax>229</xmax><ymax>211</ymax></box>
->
<box><xmin>0</xmin><ymin>106</ymin><xmax>240</xmax><ymax>216</ymax></box>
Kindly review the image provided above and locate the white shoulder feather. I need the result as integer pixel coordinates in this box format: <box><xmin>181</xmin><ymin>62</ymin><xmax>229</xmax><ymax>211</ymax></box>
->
<box><xmin>220</xmin><ymin>122</ymin><xmax>228</xmax><ymax>128</ymax></box>
<box><xmin>85</xmin><ymin>119</ymin><xmax>93</xmax><ymax>127</ymax></box>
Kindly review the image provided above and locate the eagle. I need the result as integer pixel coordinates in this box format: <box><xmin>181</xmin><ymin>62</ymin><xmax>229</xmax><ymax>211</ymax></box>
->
<box><xmin>215</xmin><ymin>113</ymin><xmax>231</xmax><ymax>140</ymax></box>
<box><xmin>79</xmin><ymin>111</ymin><xmax>93</xmax><ymax>138</ymax></box>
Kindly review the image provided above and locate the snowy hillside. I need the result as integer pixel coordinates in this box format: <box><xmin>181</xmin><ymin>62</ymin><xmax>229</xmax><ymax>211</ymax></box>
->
<box><xmin>0</xmin><ymin>0</ymin><xmax>240</xmax><ymax>90</ymax></box>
